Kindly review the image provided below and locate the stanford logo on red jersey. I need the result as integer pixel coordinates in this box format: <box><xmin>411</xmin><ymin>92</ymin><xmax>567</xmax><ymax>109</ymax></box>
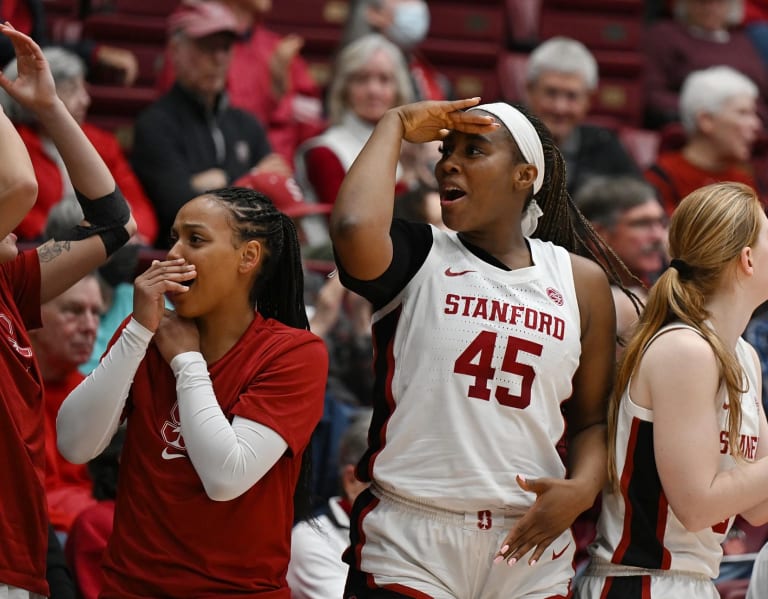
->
<box><xmin>0</xmin><ymin>313</ymin><xmax>33</xmax><ymax>358</ymax></box>
<box><xmin>546</xmin><ymin>287</ymin><xmax>564</xmax><ymax>306</ymax></box>
<box><xmin>161</xmin><ymin>401</ymin><xmax>187</xmax><ymax>460</ymax></box>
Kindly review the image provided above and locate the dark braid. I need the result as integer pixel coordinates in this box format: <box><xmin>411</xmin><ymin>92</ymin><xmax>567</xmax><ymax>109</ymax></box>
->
<box><xmin>511</xmin><ymin>104</ymin><xmax>644</xmax><ymax>315</ymax></box>
<box><xmin>207</xmin><ymin>187</ymin><xmax>314</xmax><ymax>520</ymax></box>
<box><xmin>208</xmin><ymin>187</ymin><xmax>310</xmax><ymax>330</ymax></box>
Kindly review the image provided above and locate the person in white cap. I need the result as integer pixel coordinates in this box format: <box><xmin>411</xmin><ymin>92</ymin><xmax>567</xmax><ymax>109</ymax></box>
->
<box><xmin>329</xmin><ymin>96</ymin><xmax>639</xmax><ymax>598</ymax></box>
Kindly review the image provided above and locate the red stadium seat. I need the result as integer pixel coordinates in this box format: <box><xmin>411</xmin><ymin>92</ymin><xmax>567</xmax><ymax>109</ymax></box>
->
<box><xmin>440</xmin><ymin>64</ymin><xmax>500</xmax><ymax>102</ymax></box>
<box><xmin>420</xmin><ymin>37</ymin><xmax>498</xmax><ymax>68</ymax></box>
<box><xmin>266</xmin><ymin>24</ymin><xmax>342</xmax><ymax>57</ymax></box>
<box><xmin>266</xmin><ymin>0</ymin><xmax>349</xmax><ymax>29</ymax></box>
<box><xmin>428</xmin><ymin>3</ymin><xmax>506</xmax><ymax>44</ymax></box>
<box><xmin>546</xmin><ymin>0</ymin><xmax>643</xmax><ymax>11</ymax></box>
<box><xmin>42</xmin><ymin>0</ymin><xmax>78</xmax><ymax>17</ymax></box>
<box><xmin>114</xmin><ymin>0</ymin><xmax>180</xmax><ymax>16</ymax></box>
<box><xmin>82</xmin><ymin>13</ymin><xmax>167</xmax><ymax>44</ymax></box>
<box><xmin>539</xmin><ymin>10</ymin><xmax>643</xmax><ymax>52</ymax></box>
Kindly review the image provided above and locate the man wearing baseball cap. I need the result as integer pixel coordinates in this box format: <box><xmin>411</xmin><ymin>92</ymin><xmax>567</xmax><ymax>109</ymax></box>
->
<box><xmin>131</xmin><ymin>1</ymin><xmax>290</xmax><ymax>247</ymax></box>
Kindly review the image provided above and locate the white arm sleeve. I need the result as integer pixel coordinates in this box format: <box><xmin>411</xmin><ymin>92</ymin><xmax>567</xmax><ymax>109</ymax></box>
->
<box><xmin>57</xmin><ymin>317</ymin><xmax>154</xmax><ymax>464</ymax></box>
<box><xmin>170</xmin><ymin>352</ymin><xmax>289</xmax><ymax>502</ymax></box>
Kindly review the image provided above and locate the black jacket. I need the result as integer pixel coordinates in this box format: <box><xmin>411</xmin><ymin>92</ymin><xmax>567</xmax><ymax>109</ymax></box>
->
<box><xmin>131</xmin><ymin>83</ymin><xmax>272</xmax><ymax>247</ymax></box>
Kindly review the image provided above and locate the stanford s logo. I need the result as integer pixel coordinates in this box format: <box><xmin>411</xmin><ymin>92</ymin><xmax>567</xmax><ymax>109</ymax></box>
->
<box><xmin>0</xmin><ymin>313</ymin><xmax>33</xmax><ymax>358</ymax></box>
<box><xmin>546</xmin><ymin>287</ymin><xmax>564</xmax><ymax>306</ymax></box>
<box><xmin>477</xmin><ymin>510</ymin><xmax>492</xmax><ymax>530</ymax></box>
<box><xmin>161</xmin><ymin>400</ymin><xmax>187</xmax><ymax>460</ymax></box>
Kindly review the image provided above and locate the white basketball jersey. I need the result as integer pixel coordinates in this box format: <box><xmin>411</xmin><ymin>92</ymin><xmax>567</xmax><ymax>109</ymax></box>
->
<box><xmin>360</xmin><ymin>229</ymin><xmax>582</xmax><ymax>513</ymax></box>
<box><xmin>590</xmin><ymin>325</ymin><xmax>762</xmax><ymax>578</ymax></box>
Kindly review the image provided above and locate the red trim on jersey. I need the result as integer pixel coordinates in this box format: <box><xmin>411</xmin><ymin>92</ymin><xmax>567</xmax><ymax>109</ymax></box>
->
<box><xmin>613</xmin><ymin>418</ymin><xmax>641</xmax><ymax>563</ymax></box>
<box><xmin>353</xmin><ymin>495</ymin><xmax>380</xmax><ymax>569</ymax></box>
<box><xmin>642</xmin><ymin>574</ymin><xmax>651</xmax><ymax>598</ymax></box>
<box><xmin>599</xmin><ymin>578</ymin><xmax>613</xmax><ymax>599</ymax></box>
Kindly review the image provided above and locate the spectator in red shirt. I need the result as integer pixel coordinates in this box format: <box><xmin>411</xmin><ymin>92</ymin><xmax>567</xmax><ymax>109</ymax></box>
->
<box><xmin>0</xmin><ymin>46</ymin><xmax>158</xmax><ymax>245</ymax></box>
<box><xmin>644</xmin><ymin>0</ymin><xmax>768</xmax><ymax>127</ymax></box>
<box><xmin>645</xmin><ymin>65</ymin><xmax>762</xmax><ymax>215</ymax></box>
<box><xmin>29</xmin><ymin>273</ymin><xmax>104</xmax><ymax>537</ymax></box>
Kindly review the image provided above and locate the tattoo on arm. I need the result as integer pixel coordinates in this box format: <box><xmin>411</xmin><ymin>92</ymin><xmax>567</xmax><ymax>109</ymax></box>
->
<box><xmin>37</xmin><ymin>240</ymin><xmax>72</xmax><ymax>263</ymax></box>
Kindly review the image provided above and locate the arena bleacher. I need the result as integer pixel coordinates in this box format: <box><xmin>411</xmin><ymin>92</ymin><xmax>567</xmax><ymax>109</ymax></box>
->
<box><xmin>40</xmin><ymin>0</ymin><xmax>664</xmax><ymax>166</ymax></box>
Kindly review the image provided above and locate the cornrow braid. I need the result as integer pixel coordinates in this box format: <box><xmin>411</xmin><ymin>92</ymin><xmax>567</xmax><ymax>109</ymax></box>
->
<box><xmin>208</xmin><ymin>187</ymin><xmax>314</xmax><ymax>521</ymax></box>
<box><xmin>209</xmin><ymin>187</ymin><xmax>310</xmax><ymax>330</ymax></box>
<box><xmin>513</xmin><ymin>104</ymin><xmax>644</xmax><ymax>315</ymax></box>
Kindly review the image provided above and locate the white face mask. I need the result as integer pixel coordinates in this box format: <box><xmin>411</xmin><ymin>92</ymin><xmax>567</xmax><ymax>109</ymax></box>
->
<box><xmin>386</xmin><ymin>2</ymin><xmax>430</xmax><ymax>49</ymax></box>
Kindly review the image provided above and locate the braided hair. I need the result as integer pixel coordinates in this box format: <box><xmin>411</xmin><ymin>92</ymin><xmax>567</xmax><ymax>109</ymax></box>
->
<box><xmin>510</xmin><ymin>104</ymin><xmax>644</xmax><ymax>313</ymax></box>
<box><xmin>208</xmin><ymin>187</ymin><xmax>309</xmax><ymax>330</ymax></box>
<box><xmin>207</xmin><ymin>187</ymin><xmax>314</xmax><ymax>519</ymax></box>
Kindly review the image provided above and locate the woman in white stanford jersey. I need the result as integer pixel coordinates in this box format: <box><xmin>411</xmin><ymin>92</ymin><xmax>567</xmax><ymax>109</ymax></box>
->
<box><xmin>330</xmin><ymin>97</ymin><xmax>637</xmax><ymax>598</ymax></box>
<box><xmin>576</xmin><ymin>182</ymin><xmax>768</xmax><ymax>599</ymax></box>
<box><xmin>57</xmin><ymin>188</ymin><xmax>328</xmax><ymax>597</ymax></box>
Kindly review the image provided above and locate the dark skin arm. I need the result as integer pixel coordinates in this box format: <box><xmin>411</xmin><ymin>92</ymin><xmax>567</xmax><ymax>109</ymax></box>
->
<box><xmin>330</xmin><ymin>98</ymin><xmax>498</xmax><ymax>281</ymax></box>
<box><xmin>495</xmin><ymin>254</ymin><xmax>616</xmax><ymax>566</ymax></box>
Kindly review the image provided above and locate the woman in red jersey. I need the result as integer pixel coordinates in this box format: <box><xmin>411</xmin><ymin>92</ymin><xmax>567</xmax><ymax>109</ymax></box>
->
<box><xmin>0</xmin><ymin>25</ymin><xmax>136</xmax><ymax>599</ymax></box>
<box><xmin>58</xmin><ymin>187</ymin><xmax>328</xmax><ymax>597</ymax></box>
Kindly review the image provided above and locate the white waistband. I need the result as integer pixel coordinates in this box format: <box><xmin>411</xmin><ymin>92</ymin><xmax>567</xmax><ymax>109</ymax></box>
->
<box><xmin>584</xmin><ymin>557</ymin><xmax>711</xmax><ymax>582</ymax></box>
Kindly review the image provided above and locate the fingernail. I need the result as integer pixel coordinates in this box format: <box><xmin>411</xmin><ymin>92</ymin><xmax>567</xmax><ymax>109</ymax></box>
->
<box><xmin>518</xmin><ymin>474</ymin><xmax>526</xmax><ymax>482</ymax></box>
<box><xmin>529</xmin><ymin>559</ymin><xmax>537</xmax><ymax>566</ymax></box>
<box><xmin>500</xmin><ymin>544</ymin><xmax>509</xmax><ymax>553</ymax></box>
<box><xmin>507</xmin><ymin>557</ymin><xmax>516</xmax><ymax>566</ymax></box>
<box><xmin>493</xmin><ymin>555</ymin><xmax>504</xmax><ymax>565</ymax></box>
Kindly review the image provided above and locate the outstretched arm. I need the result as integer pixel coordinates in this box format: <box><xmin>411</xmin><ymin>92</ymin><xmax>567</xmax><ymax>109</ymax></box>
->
<box><xmin>0</xmin><ymin>24</ymin><xmax>136</xmax><ymax>300</ymax></box>
<box><xmin>330</xmin><ymin>98</ymin><xmax>496</xmax><ymax>281</ymax></box>
<box><xmin>0</xmin><ymin>104</ymin><xmax>37</xmax><ymax>239</ymax></box>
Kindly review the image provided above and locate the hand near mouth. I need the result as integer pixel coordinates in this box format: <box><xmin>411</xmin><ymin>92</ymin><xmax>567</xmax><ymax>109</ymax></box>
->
<box><xmin>132</xmin><ymin>258</ymin><xmax>196</xmax><ymax>332</ymax></box>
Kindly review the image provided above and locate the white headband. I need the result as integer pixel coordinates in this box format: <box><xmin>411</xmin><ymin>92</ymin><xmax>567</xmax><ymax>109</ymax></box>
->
<box><xmin>467</xmin><ymin>102</ymin><xmax>545</xmax><ymax>195</ymax></box>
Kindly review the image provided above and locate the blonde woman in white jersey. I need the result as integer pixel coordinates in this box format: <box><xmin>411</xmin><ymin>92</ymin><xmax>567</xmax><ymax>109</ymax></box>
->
<box><xmin>576</xmin><ymin>182</ymin><xmax>768</xmax><ymax>599</ymax></box>
<box><xmin>330</xmin><ymin>97</ymin><xmax>638</xmax><ymax>598</ymax></box>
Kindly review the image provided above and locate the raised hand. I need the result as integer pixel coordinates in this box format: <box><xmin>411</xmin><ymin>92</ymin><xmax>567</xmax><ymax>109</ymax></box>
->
<box><xmin>133</xmin><ymin>258</ymin><xmax>196</xmax><ymax>332</ymax></box>
<box><xmin>0</xmin><ymin>23</ymin><xmax>57</xmax><ymax>114</ymax></box>
<box><xmin>394</xmin><ymin>98</ymin><xmax>499</xmax><ymax>144</ymax></box>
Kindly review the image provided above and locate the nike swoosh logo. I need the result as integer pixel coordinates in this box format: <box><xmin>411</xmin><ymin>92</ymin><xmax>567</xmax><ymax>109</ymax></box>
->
<box><xmin>161</xmin><ymin>447</ymin><xmax>187</xmax><ymax>460</ymax></box>
<box><xmin>444</xmin><ymin>267</ymin><xmax>476</xmax><ymax>277</ymax></box>
<box><xmin>552</xmin><ymin>542</ymin><xmax>571</xmax><ymax>561</ymax></box>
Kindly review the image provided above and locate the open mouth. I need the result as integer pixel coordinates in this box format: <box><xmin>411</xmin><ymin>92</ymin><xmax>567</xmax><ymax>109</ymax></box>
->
<box><xmin>181</xmin><ymin>278</ymin><xmax>196</xmax><ymax>288</ymax></box>
<box><xmin>441</xmin><ymin>187</ymin><xmax>466</xmax><ymax>202</ymax></box>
